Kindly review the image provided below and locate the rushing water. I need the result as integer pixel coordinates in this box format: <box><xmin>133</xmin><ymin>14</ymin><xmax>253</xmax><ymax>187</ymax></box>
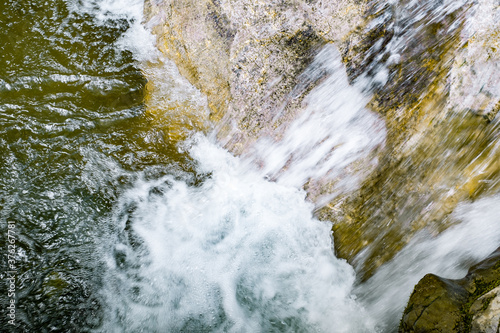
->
<box><xmin>1</xmin><ymin>0</ymin><xmax>500</xmax><ymax>332</ymax></box>
<box><xmin>100</xmin><ymin>136</ymin><xmax>377</xmax><ymax>332</ymax></box>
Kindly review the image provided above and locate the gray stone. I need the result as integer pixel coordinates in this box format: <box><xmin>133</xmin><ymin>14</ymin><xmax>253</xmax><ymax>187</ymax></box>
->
<box><xmin>470</xmin><ymin>286</ymin><xmax>500</xmax><ymax>333</ymax></box>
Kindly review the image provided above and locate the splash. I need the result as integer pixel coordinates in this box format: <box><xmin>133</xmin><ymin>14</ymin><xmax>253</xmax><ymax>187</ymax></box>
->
<box><xmin>100</xmin><ymin>136</ymin><xmax>375</xmax><ymax>332</ymax></box>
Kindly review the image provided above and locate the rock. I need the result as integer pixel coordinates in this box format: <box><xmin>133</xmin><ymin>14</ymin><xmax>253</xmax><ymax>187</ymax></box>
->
<box><xmin>318</xmin><ymin>0</ymin><xmax>500</xmax><ymax>279</ymax></box>
<box><xmin>400</xmin><ymin>274</ymin><xmax>468</xmax><ymax>332</ymax></box>
<box><xmin>470</xmin><ymin>286</ymin><xmax>500</xmax><ymax>333</ymax></box>
<box><xmin>143</xmin><ymin>0</ymin><xmax>500</xmax><ymax>281</ymax></box>
<box><xmin>400</xmin><ymin>247</ymin><xmax>500</xmax><ymax>332</ymax></box>
<box><xmin>448</xmin><ymin>0</ymin><xmax>500</xmax><ymax>121</ymax></box>
<box><xmin>143</xmin><ymin>0</ymin><xmax>366</xmax><ymax>152</ymax></box>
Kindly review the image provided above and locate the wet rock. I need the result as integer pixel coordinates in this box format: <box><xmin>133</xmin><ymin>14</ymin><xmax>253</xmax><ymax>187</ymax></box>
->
<box><xmin>400</xmin><ymin>247</ymin><xmax>500</xmax><ymax>332</ymax></box>
<box><xmin>321</xmin><ymin>113</ymin><xmax>500</xmax><ymax>280</ymax></box>
<box><xmin>143</xmin><ymin>0</ymin><xmax>500</xmax><ymax>281</ymax></box>
<box><xmin>319</xmin><ymin>0</ymin><xmax>500</xmax><ymax>279</ymax></box>
<box><xmin>448</xmin><ymin>0</ymin><xmax>500</xmax><ymax>121</ymax></box>
<box><xmin>470</xmin><ymin>286</ymin><xmax>500</xmax><ymax>333</ymax></box>
<box><xmin>143</xmin><ymin>0</ymin><xmax>365</xmax><ymax>152</ymax></box>
<box><xmin>400</xmin><ymin>273</ymin><xmax>468</xmax><ymax>332</ymax></box>
<box><xmin>143</xmin><ymin>0</ymin><xmax>234</xmax><ymax>126</ymax></box>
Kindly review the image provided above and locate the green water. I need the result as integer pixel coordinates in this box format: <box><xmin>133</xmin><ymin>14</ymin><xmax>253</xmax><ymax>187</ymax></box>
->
<box><xmin>0</xmin><ymin>1</ymin><xmax>190</xmax><ymax>330</ymax></box>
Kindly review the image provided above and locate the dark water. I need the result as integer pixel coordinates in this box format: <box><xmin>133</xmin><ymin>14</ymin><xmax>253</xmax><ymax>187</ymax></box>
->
<box><xmin>0</xmin><ymin>1</ymin><xmax>192</xmax><ymax>330</ymax></box>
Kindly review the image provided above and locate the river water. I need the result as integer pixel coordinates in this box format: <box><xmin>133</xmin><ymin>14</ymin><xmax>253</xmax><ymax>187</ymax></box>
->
<box><xmin>1</xmin><ymin>0</ymin><xmax>499</xmax><ymax>332</ymax></box>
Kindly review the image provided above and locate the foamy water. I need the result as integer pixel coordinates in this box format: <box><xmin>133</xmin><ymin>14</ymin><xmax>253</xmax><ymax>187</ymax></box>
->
<box><xmin>100</xmin><ymin>136</ymin><xmax>375</xmax><ymax>332</ymax></box>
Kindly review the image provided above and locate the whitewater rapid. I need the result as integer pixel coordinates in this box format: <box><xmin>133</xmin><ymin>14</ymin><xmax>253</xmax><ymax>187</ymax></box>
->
<box><xmin>100</xmin><ymin>136</ymin><xmax>377</xmax><ymax>332</ymax></box>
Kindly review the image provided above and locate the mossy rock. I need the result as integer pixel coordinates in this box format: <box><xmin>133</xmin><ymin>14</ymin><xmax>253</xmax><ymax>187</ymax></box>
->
<box><xmin>400</xmin><ymin>248</ymin><xmax>500</xmax><ymax>332</ymax></box>
<box><xmin>400</xmin><ymin>274</ymin><xmax>468</xmax><ymax>332</ymax></box>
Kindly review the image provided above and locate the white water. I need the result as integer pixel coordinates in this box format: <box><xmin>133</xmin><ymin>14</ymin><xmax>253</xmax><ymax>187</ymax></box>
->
<box><xmin>246</xmin><ymin>44</ymin><xmax>385</xmax><ymax>205</ymax></box>
<box><xmin>101</xmin><ymin>136</ymin><xmax>375</xmax><ymax>332</ymax></box>
<box><xmin>74</xmin><ymin>0</ymin><xmax>500</xmax><ymax>332</ymax></box>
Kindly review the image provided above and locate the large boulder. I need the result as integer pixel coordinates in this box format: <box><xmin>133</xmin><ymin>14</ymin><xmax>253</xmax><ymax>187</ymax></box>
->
<box><xmin>143</xmin><ymin>0</ymin><xmax>365</xmax><ymax>152</ymax></box>
<box><xmin>400</xmin><ymin>248</ymin><xmax>500</xmax><ymax>332</ymax></box>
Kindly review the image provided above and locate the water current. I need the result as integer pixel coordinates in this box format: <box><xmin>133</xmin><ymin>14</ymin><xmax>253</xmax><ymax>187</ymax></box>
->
<box><xmin>1</xmin><ymin>0</ymin><xmax>499</xmax><ymax>332</ymax></box>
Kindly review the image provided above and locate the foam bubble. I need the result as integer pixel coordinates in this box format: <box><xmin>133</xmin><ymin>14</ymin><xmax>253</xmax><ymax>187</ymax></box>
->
<box><xmin>100</xmin><ymin>136</ymin><xmax>375</xmax><ymax>333</ymax></box>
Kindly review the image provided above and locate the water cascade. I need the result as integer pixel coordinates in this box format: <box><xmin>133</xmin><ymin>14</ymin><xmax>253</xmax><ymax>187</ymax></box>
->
<box><xmin>1</xmin><ymin>0</ymin><xmax>499</xmax><ymax>332</ymax></box>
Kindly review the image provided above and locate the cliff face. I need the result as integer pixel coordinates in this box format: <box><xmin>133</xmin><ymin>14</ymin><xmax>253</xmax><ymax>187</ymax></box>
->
<box><xmin>142</xmin><ymin>0</ymin><xmax>500</xmax><ymax>281</ymax></box>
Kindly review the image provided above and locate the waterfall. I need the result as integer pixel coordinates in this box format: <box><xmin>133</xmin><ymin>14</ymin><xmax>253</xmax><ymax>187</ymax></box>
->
<box><xmin>64</xmin><ymin>0</ymin><xmax>500</xmax><ymax>331</ymax></box>
<box><xmin>1</xmin><ymin>0</ymin><xmax>499</xmax><ymax>331</ymax></box>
